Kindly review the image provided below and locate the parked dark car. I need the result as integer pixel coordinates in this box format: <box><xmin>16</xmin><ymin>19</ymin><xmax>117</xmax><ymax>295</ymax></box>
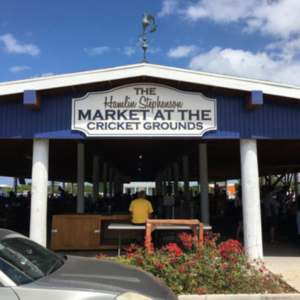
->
<box><xmin>0</xmin><ymin>229</ymin><xmax>177</xmax><ymax>300</ymax></box>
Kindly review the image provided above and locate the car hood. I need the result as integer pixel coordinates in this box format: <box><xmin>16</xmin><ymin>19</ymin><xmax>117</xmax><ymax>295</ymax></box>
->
<box><xmin>37</xmin><ymin>256</ymin><xmax>177</xmax><ymax>300</ymax></box>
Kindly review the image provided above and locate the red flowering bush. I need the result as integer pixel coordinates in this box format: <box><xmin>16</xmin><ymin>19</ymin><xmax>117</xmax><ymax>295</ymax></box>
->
<box><xmin>96</xmin><ymin>232</ymin><xmax>295</xmax><ymax>295</ymax></box>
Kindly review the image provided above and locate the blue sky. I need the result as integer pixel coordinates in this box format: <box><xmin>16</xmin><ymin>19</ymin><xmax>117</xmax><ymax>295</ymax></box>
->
<box><xmin>1</xmin><ymin>0</ymin><xmax>300</xmax><ymax>185</ymax></box>
<box><xmin>2</xmin><ymin>0</ymin><xmax>300</xmax><ymax>84</ymax></box>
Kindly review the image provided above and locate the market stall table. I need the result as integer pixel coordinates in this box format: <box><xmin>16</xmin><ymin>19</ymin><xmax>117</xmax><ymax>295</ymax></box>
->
<box><xmin>108</xmin><ymin>221</ymin><xmax>212</xmax><ymax>256</ymax></box>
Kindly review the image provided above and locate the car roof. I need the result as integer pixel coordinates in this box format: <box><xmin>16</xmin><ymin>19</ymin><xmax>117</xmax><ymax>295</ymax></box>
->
<box><xmin>0</xmin><ymin>229</ymin><xmax>18</xmax><ymax>239</ymax></box>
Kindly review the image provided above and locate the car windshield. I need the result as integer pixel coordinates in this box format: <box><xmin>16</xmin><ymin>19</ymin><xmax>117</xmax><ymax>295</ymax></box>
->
<box><xmin>0</xmin><ymin>236</ymin><xmax>65</xmax><ymax>285</ymax></box>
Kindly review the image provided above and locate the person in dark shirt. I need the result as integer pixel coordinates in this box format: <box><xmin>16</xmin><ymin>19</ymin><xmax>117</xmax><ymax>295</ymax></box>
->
<box><xmin>297</xmin><ymin>194</ymin><xmax>300</xmax><ymax>241</ymax></box>
<box><xmin>264</xmin><ymin>186</ymin><xmax>280</xmax><ymax>244</ymax></box>
<box><xmin>236</xmin><ymin>189</ymin><xmax>243</xmax><ymax>240</ymax></box>
<box><xmin>58</xmin><ymin>186</ymin><xmax>66</xmax><ymax>204</ymax></box>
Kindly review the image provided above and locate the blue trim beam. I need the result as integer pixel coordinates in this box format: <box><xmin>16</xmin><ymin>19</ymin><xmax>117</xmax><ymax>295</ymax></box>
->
<box><xmin>24</xmin><ymin>90</ymin><xmax>41</xmax><ymax>109</ymax></box>
<box><xmin>246</xmin><ymin>90</ymin><xmax>263</xmax><ymax>110</ymax></box>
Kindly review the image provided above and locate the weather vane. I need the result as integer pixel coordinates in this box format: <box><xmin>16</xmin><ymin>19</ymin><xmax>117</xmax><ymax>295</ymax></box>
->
<box><xmin>137</xmin><ymin>12</ymin><xmax>157</xmax><ymax>63</ymax></box>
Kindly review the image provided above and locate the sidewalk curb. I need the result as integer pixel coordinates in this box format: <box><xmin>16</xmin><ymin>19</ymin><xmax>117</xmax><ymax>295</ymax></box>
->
<box><xmin>179</xmin><ymin>294</ymin><xmax>300</xmax><ymax>300</ymax></box>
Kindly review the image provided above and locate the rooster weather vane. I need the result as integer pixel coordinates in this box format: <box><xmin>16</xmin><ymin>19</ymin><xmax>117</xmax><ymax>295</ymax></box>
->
<box><xmin>137</xmin><ymin>12</ymin><xmax>157</xmax><ymax>63</ymax></box>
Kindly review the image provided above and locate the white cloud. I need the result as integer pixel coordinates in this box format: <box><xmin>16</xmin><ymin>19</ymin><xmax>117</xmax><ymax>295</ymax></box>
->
<box><xmin>168</xmin><ymin>45</ymin><xmax>197</xmax><ymax>58</ymax></box>
<box><xmin>84</xmin><ymin>46</ymin><xmax>111</xmax><ymax>56</ymax></box>
<box><xmin>246</xmin><ymin>0</ymin><xmax>300</xmax><ymax>38</ymax></box>
<box><xmin>9</xmin><ymin>65</ymin><xmax>30</xmax><ymax>73</ymax></box>
<box><xmin>159</xmin><ymin>0</ymin><xmax>300</xmax><ymax>39</ymax></box>
<box><xmin>266</xmin><ymin>38</ymin><xmax>300</xmax><ymax>61</ymax></box>
<box><xmin>148</xmin><ymin>47</ymin><xmax>161</xmax><ymax>54</ymax></box>
<box><xmin>188</xmin><ymin>46</ymin><xmax>300</xmax><ymax>85</ymax></box>
<box><xmin>31</xmin><ymin>72</ymin><xmax>54</xmax><ymax>78</ymax></box>
<box><xmin>41</xmin><ymin>72</ymin><xmax>54</xmax><ymax>77</ymax></box>
<box><xmin>124</xmin><ymin>47</ymin><xmax>136</xmax><ymax>56</ymax></box>
<box><xmin>0</xmin><ymin>33</ymin><xmax>40</xmax><ymax>56</ymax></box>
<box><xmin>158</xmin><ymin>0</ymin><xmax>180</xmax><ymax>17</ymax></box>
<box><xmin>123</xmin><ymin>45</ymin><xmax>160</xmax><ymax>57</ymax></box>
<box><xmin>184</xmin><ymin>0</ymin><xmax>256</xmax><ymax>23</ymax></box>
<box><xmin>159</xmin><ymin>0</ymin><xmax>300</xmax><ymax>86</ymax></box>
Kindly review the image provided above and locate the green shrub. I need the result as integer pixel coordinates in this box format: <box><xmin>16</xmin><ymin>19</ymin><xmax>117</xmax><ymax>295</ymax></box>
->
<box><xmin>96</xmin><ymin>232</ymin><xmax>295</xmax><ymax>295</ymax></box>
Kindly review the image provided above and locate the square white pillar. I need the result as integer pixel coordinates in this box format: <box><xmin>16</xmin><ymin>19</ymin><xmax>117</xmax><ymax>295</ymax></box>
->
<box><xmin>199</xmin><ymin>144</ymin><xmax>209</xmax><ymax>225</ymax></box>
<box><xmin>183</xmin><ymin>156</ymin><xmax>190</xmax><ymax>201</ymax></box>
<box><xmin>93</xmin><ymin>156</ymin><xmax>99</xmax><ymax>202</ymax></box>
<box><xmin>109</xmin><ymin>167</ymin><xmax>113</xmax><ymax>198</ymax></box>
<box><xmin>30</xmin><ymin>139</ymin><xmax>49</xmax><ymax>246</ymax></box>
<box><xmin>240</xmin><ymin>139</ymin><xmax>263</xmax><ymax>260</ymax></box>
<box><xmin>174</xmin><ymin>162</ymin><xmax>179</xmax><ymax>196</ymax></box>
<box><xmin>77</xmin><ymin>142</ymin><xmax>85</xmax><ymax>213</ymax></box>
<box><xmin>103</xmin><ymin>163</ymin><xmax>108</xmax><ymax>198</ymax></box>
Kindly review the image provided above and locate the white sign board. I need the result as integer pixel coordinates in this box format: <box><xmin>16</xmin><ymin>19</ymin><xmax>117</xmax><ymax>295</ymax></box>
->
<box><xmin>71</xmin><ymin>83</ymin><xmax>217</xmax><ymax>137</ymax></box>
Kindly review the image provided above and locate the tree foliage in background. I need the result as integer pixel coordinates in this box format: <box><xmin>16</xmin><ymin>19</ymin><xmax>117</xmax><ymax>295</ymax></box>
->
<box><xmin>3</xmin><ymin>182</ymin><xmax>111</xmax><ymax>196</ymax></box>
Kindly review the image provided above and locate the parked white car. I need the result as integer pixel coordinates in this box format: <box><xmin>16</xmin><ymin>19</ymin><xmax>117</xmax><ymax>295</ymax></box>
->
<box><xmin>0</xmin><ymin>229</ymin><xmax>177</xmax><ymax>300</ymax></box>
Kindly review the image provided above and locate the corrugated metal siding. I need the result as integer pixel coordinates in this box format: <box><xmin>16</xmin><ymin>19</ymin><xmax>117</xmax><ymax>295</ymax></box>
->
<box><xmin>0</xmin><ymin>92</ymin><xmax>85</xmax><ymax>139</ymax></box>
<box><xmin>202</xmin><ymin>91</ymin><xmax>300</xmax><ymax>139</ymax></box>
<box><xmin>0</xmin><ymin>90</ymin><xmax>300</xmax><ymax>139</ymax></box>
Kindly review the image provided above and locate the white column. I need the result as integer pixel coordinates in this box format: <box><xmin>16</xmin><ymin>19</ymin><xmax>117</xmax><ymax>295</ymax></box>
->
<box><xmin>103</xmin><ymin>163</ymin><xmax>107</xmax><ymax>198</ymax></box>
<box><xmin>183</xmin><ymin>156</ymin><xmax>190</xmax><ymax>201</ymax></box>
<box><xmin>163</xmin><ymin>170</ymin><xmax>167</xmax><ymax>196</ymax></box>
<box><xmin>116</xmin><ymin>172</ymin><xmax>123</xmax><ymax>195</ymax></box>
<box><xmin>199</xmin><ymin>144</ymin><xmax>209</xmax><ymax>225</ymax></box>
<box><xmin>51</xmin><ymin>181</ymin><xmax>54</xmax><ymax>195</ymax></box>
<box><xmin>13</xmin><ymin>177</ymin><xmax>18</xmax><ymax>194</ymax></box>
<box><xmin>158</xmin><ymin>173</ymin><xmax>163</xmax><ymax>196</ymax></box>
<box><xmin>118</xmin><ymin>172</ymin><xmax>123</xmax><ymax>195</ymax></box>
<box><xmin>162</xmin><ymin>172</ymin><xmax>165</xmax><ymax>195</ymax></box>
<box><xmin>295</xmin><ymin>173</ymin><xmax>299</xmax><ymax>197</ymax></box>
<box><xmin>161</xmin><ymin>173</ymin><xmax>164</xmax><ymax>196</ymax></box>
<box><xmin>240</xmin><ymin>139</ymin><xmax>263</xmax><ymax>260</ymax></box>
<box><xmin>93</xmin><ymin>156</ymin><xmax>99</xmax><ymax>202</ymax></box>
<box><xmin>167</xmin><ymin>167</ymin><xmax>172</xmax><ymax>195</ymax></box>
<box><xmin>159</xmin><ymin>172</ymin><xmax>163</xmax><ymax>196</ymax></box>
<box><xmin>77</xmin><ymin>142</ymin><xmax>85</xmax><ymax>213</ymax></box>
<box><xmin>30</xmin><ymin>139</ymin><xmax>49</xmax><ymax>246</ymax></box>
<box><xmin>268</xmin><ymin>174</ymin><xmax>272</xmax><ymax>186</ymax></box>
<box><xmin>114</xmin><ymin>171</ymin><xmax>119</xmax><ymax>194</ymax></box>
<box><xmin>155</xmin><ymin>175</ymin><xmax>160</xmax><ymax>196</ymax></box>
<box><xmin>62</xmin><ymin>182</ymin><xmax>65</xmax><ymax>190</ymax></box>
<box><xmin>109</xmin><ymin>167</ymin><xmax>113</xmax><ymax>198</ymax></box>
<box><xmin>225</xmin><ymin>180</ymin><xmax>228</xmax><ymax>199</ymax></box>
<box><xmin>71</xmin><ymin>183</ymin><xmax>74</xmax><ymax>195</ymax></box>
<box><xmin>174</xmin><ymin>162</ymin><xmax>179</xmax><ymax>196</ymax></box>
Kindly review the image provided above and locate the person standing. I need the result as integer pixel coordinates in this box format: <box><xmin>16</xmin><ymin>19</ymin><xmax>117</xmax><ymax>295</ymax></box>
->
<box><xmin>58</xmin><ymin>186</ymin><xmax>66</xmax><ymax>204</ymax></box>
<box><xmin>264</xmin><ymin>186</ymin><xmax>280</xmax><ymax>244</ymax></box>
<box><xmin>276</xmin><ymin>185</ymin><xmax>289</xmax><ymax>235</ymax></box>
<box><xmin>129</xmin><ymin>190</ymin><xmax>153</xmax><ymax>243</ymax></box>
<box><xmin>236</xmin><ymin>189</ymin><xmax>243</xmax><ymax>240</ymax></box>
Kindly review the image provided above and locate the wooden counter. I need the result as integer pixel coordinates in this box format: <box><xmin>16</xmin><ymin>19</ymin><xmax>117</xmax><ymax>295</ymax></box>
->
<box><xmin>50</xmin><ymin>213</ymin><xmax>132</xmax><ymax>251</ymax></box>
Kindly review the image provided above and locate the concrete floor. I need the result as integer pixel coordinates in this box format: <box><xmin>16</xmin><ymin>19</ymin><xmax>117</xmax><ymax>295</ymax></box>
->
<box><xmin>263</xmin><ymin>238</ymin><xmax>300</xmax><ymax>292</ymax></box>
<box><xmin>264</xmin><ymin>255</ymin><xmax>300</xmax><ymax>292</ymax></box>
<box><xmin>210</xmin><ymin>215</ymin><xmax>300</xmax><ymax>293</ymax></box>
